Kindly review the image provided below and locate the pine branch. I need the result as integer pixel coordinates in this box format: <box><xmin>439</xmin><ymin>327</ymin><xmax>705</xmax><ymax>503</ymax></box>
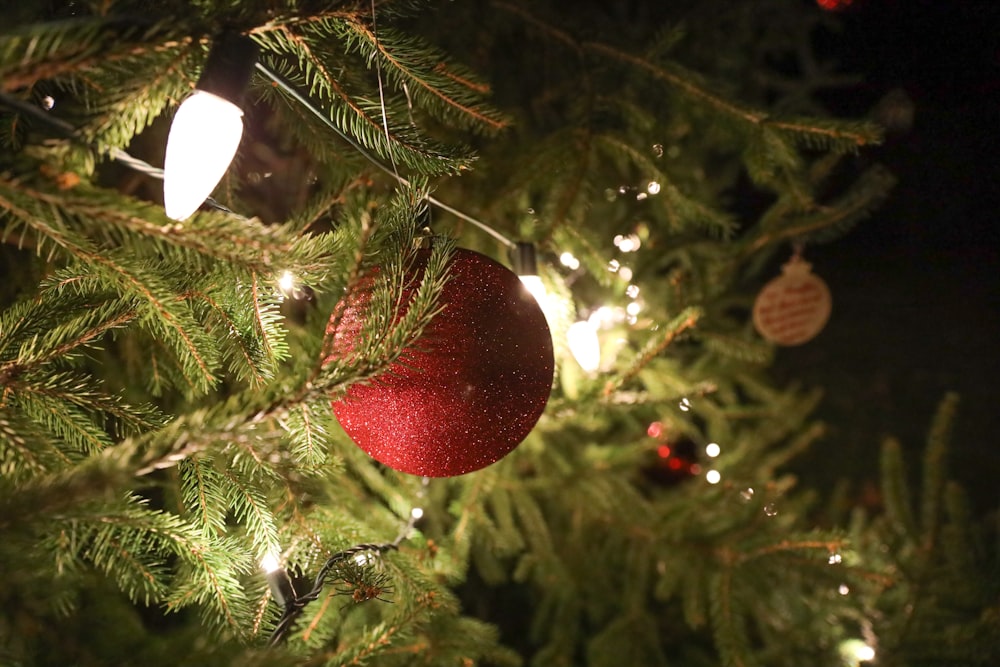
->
<box><xmin>0</xmin><ymin>17</ymin><xmax>194</xmax><ymax>94</ymax></box>
<box><xmin>582</xmin><ymin>40</ymin><xmax>881</xmax><ymax>151</ymax></box>
<box><xmin>252</xmin><ymin>25</ymin><xmax>473</xmax><ymax>175</ymax></box>
<box><xmin>603</xmin><ymin>307</ymin><xmax>702</xmax><ymax>397</ymax></box>
<box><xmin>710</xmin><ymin>568</ymin><xmax>757</xmax><ymax>667</ymax></box>
<box><xmin>593</xmin><ymin>133</ymin><xmax>738</xmax><ymax>237</ymax></box>
<box><xmin>333</xmin><ymin>19</ymin><xmax>510</xmax><ymax>133</ymax></box>
<box><xmin>741</xmin><ymin>164</ymin><xmax>897</xmax><ymax>254</ymax></box>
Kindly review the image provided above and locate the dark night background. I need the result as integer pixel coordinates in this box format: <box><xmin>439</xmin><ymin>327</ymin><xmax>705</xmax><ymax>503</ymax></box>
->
<box><xmin>783</xmin><ymin>0</ymin><xmax>1000</xmax><ymax>512</ymax></box>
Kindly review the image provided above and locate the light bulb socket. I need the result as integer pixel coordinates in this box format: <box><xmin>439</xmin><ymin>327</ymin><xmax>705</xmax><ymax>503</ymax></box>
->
<box><xmin>266</xmin><ymin>567</ymin><xmax>296</xmax><ymax>608</ymax></box>
<box><xmin>510</xmin><ymin>241</ymin><xmax>539</xmax><ymax>277</ymax></box>
<box><xmin>196</xmin><ymin>32</ymin><xmax>258</xmax><ymax>107</ymax></box>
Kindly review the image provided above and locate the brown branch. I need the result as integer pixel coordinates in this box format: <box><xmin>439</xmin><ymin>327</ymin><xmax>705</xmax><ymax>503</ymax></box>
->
<box><xmin>603</xmin><ymin>308</ymin><xmax>701</xmax><ymax>398</ymax></box>
<box><xmin>345</xmin><ymin>19</ymin><xmax>508</xmax><ymax>131</ymax></box>
<box><xmin>2</xmin><ymin>36</ymin><xmax>196</xmax><ymax>93</ymax></box>
<box><xmin>492</xmin><ymin>0</ymin><xmax>583</xmax><ymax>55</ymax></box>
<box><xmin>583</xmin><ymin>40</ymin><xmax>875</xmax><ymax>148</ymax></box>
<box><xmin>191</xmin><ymin>289</ymin><xmax>266</xmax><ymax>387</ymax></box>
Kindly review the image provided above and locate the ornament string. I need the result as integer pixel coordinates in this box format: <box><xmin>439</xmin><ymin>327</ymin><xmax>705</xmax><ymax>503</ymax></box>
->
<box><xmin>0</xmin><ymin>77</ymin><xmax>514</xmax><ymax>247</ymax></box>
<box><xmin>370</xmin><ymin>0</ymin><xmax>401</xmax><ymax>182</ymax></box>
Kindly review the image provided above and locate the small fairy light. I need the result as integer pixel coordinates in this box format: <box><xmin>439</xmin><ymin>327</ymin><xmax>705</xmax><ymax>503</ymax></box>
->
<box><xmin>647</xmin><ymin>421</ymin><xmax>664</xmax><ymax>439</ymax></box>
<box><xmin>618</xmin><ymin>266</ymin><xmax>633</xmax><ymax>282</ymax></box>
<box><xmin>740</xmin><ymin>487</ymin><xmax>755</xmax><ymax>502</ymax></box>
<box><xmin>589</xmin><ymin>305</ymin><xmax>625</xmax><ymax>328</ymax></box>
<box><xmin>646</xmin><ymin>181</ymin><xmax>661</xmax><ymax>195</ymax></box>
<box><xmin>41</xmin><ymin>95</ymin><xmax>55</xmax><ymax>110</ymax></box>
<box><xmin>353</xmin><ymin>551</ymin><xmax>375</xmax><ymax>566</ymax></box>
<box><xmin>856</xmin><ymin>644</ymin><xmax>876</xmax><ymax>662</ymax></box>
<box><xmin>626</xmin><ymin>284</ymin><xmax>640</xmax><ymax>299</ymax></box>
<box><xmin>705</xmin><ymin>442</ymin><xmax>721</xmax><ymax>458</ymax></box>
<box><xmin>559</xmin><ymin>251</ymin><xmax>580</xmax><ymax>270</ymax></box>
<box><xmin>410</xmin><ymin>507</ymin><xmax>424</xmax><ymax>520</ymax></box>
<box><xmin>607</xmin><ymin>259</ymin><xmax>621</xmax><ymax>272</ymax></box>
<box><xmin>678</xmin><ymin>397</ymin><xmax>691</xmax><ymax>412</ymax></box>
<box><xmin>839</xmin><ymin>639</ymin><xmax>876</xmax><ymax>665</ymax></box>
<box><xmin>626</xmin><ymin>301</ymin><xmax>641</xmax><ymax>316</ymax></box>
<box><xmin>635</xmin><ymin>191</ymin><xmax>648</xmax><ymax>201</ymax></box>
<box><xmin>705</xmin><ymin>469</ymin><xmax>721</xmax><ymax>484</ymax></box>
<box><xmin>828</xmin><ymin>552</ymin><xmax>843</xmax><ymax>565</ymax></box>
<box><xmin>839</xmin><ymin>584</ymin><xmax>851</xmax><ymax>596</ymax></box>
<box><xmin>278</xmin><ymin>270</ymin><xmax>296</xmax><ymax>293</ymax></box>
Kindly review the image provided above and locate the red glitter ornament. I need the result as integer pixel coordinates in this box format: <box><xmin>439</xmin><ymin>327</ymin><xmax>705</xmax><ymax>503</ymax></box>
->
<box><xmin>330</xmin><ymin>247</ymin><xmax>554</xmax><ymax>477</ymax></box>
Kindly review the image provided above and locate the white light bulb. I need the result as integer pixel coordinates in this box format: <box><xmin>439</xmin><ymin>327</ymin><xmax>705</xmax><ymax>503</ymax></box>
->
<box><xmin>411</xmin><ymin>507</ymin><xmax>424</xmax><ymax>519</ymax></box>
<box><xmin>261</xmin><ymin>552</ymin><xmax>281</xmax><ymax>574</ymax></box>
<box><xmin>567</xmin><ymin>320</ymin><xmax>600</xmax><ymax>373</ymax></box>
<box><xmin>705</xmin><ymin>469</ymin><xmax>721</xmax><ymax>484</ymax></box>
<box><xmin>705</xmin><ymin>442</ymin><xmax>721</xmax><ymax>458</ymax></box>
<box><xmin>278</xmin><ymin>270</ymin><xmax>296</xmax><ymax>293</ymax></box>
<box><xmin>164</xmin><ymin>91</ymin><xmax>244</xmax><ymax>221</ymax></box>
<box><xmin>519</xmin><ymin>275</ymin><xmax>547</xmax><ymax>305</ymax></box>
<box><xmin>559</xmin><ymin>252</ymin><xmax>580</xmax><ymax>270</ymax></box>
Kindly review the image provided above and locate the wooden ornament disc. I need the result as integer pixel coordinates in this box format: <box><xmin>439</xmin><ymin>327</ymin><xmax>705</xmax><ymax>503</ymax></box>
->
<box><xmin>752</xmin><ymin>256</ymin><xmax>832</xmax><ymax>346</ymax></box>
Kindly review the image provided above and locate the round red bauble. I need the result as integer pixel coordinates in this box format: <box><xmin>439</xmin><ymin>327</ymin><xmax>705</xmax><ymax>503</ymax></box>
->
<box><xmin>330</xmin><ymin>247</ymin><xmax>554</xmax><ymax>477</ymax></box>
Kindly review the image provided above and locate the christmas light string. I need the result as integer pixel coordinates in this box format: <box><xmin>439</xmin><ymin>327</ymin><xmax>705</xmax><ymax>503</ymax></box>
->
<box><xmin>5</xmin><ymin>29</ymin><xmax>691</xmax><ymax>419</ymax></box>
<box><xmin>0</xmin><ymin>90</ymin><xmax>240</xmax><ymax>218</ymax></box>
<box><xmin>265</xmin><ymin>477</ymin><xmax>429</xmax><ymax>646</ymax></box>
<box><xmin>162</xmin><ymin>32</ymin><xmax>258</xmax><ymax>221</ymax></box>
<box><xmin>370</xmin><ymin>0</ymin><xmax>401</xmax><ymax>183</ymax></box>
<box><xmin>252</xmin><ymin>62</ymin><xmax>515</xmax><ymax>250</ymax></box>
<box><xmin>6</xmin><ymin>22</ymin><xmax>696</xmax><ymax>478</ymax></box>
<box><xmin>0</xmin><ymin>63</ymin><xmax>514</xmax><ymax>248</ymax></box>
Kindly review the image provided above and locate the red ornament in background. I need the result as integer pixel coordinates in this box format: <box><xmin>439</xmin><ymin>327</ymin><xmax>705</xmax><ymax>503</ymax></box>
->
<box><xmin>330</xmin><ymin>247</ymin><xmax>554</xmax><ymax>477</ymax></box>
<box><xmin>641</xmin><ymin>422</ymin><xmax>699</xmax><ymax>488</ymax></box>
<box><xmin>816</xmin><ymin>0</ymin><xmax>853</xmax><ymax>11</ymax></box>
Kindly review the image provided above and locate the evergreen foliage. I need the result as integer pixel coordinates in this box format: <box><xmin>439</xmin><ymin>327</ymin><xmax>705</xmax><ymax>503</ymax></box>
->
<box><xmin>1</xmin><ymin>1</ymin><xmax>996</xmax><ymax>666</ymax></box>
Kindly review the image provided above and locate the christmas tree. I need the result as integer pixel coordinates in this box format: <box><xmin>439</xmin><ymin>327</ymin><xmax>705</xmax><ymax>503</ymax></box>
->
<box><xmin>1</xmin><ymin>1</ymin><xmax>997</xmax><ymax>665</ymax></box>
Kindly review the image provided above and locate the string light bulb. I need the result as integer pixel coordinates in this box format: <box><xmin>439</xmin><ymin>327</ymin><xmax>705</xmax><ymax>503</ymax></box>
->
<box><xmin>511</xmin><ymin>241</ymin><xmax>545</xmax><ymax>300</ymax></box>
<box><xmin>510</xmin><ymin>241</ymin><xmax>561</xmax><ymax>325</ymax></box>
<box><xmin>260</xmin><ymin>550</ymin><xmax>295</xmax><ymax>607</ymax></box>
<box><xmin>163</xmin><ymin>33</ymin><xmax>258</xmax><ymax>221</ymax></box>
<box><xmin>567</xmin><ymin>319</ymin><xmax>600</xmax><ymax>373</ymax></box>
